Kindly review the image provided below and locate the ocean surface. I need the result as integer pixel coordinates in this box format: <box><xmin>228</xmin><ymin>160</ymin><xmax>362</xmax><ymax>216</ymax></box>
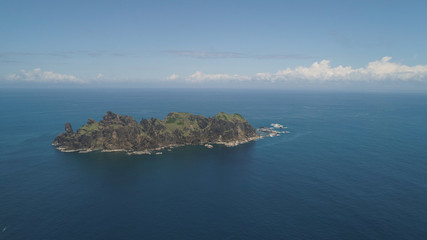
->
<box><xmin>1</xmin><ymin>88</ymin><xmax>427</xmax><ymax>240</ymax></box>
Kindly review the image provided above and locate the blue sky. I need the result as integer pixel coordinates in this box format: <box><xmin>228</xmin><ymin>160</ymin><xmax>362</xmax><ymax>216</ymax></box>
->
<box><xmin>1</xmin><ymin>0</ymin><xmax>427</xmax><ymax>89</ymax></box>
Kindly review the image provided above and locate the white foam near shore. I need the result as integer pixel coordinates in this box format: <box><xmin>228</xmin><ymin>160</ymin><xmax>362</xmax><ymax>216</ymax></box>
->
<box><xmin>57</xmin><ymin>136</ymin><xmax>262</xmax><ymax>155</ymax></box>
<box><xmin>257</xmin><ymin>123</ymin><xmax>288</xmax><ymax>138</ymax></box>
<box><xmin>270</xmin><ymin>123</ymin><xmax>285</xmax><ymax>129</ymax></box>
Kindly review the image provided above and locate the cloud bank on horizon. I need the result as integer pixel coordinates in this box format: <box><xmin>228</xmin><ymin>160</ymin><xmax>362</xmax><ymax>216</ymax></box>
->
<box><xmin>6</xmin><ymin>68</ymin><xmax>83</xmax><ymax>83</ymax></box>
<box><xmin>169</xmin><ymin>57</ymin><xmax>427</xmax><ymax>84</ymax></box>
<box><xmin>3</xmin><ymin>57</ymin><xmax>427</xmax><ymax>86</ymax></box>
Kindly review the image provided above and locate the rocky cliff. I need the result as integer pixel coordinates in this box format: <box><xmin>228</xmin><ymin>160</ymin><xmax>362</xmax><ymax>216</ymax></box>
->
<box><xmin>52</xmin><ymin>111</ymin><xmax>260</xmax><ymax>154</ymax></box>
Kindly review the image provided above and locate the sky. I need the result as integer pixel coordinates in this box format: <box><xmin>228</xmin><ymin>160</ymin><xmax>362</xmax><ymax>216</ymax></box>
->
<box><xmin>1</xmin><ymin>0</ymin><xmax>427</xmax><ymax>90</ymax></box>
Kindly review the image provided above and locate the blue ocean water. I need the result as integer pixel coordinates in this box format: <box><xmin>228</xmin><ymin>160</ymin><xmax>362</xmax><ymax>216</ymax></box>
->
<box><xmin>1</xmin><ymin>89</ymin><xmax>427</xmax><ymax>240</ymax></box>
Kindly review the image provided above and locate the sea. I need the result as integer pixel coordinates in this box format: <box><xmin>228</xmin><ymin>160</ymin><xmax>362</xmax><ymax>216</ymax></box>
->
<box><xmin>1</xmin><ymin>88</ymin><xmax>427</xmax><ymax>240</ymax></box>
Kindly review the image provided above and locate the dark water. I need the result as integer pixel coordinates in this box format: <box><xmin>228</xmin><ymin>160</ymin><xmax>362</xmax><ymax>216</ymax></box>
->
<box><xmin>1</xmin><ymin>89</ymin><xmax>427</xmax><ymax>240</ymax></box>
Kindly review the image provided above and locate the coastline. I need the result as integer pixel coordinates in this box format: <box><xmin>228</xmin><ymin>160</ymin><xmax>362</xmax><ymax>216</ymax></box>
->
<box><xmin>53</xmin><ymin>135</ymin><xmax>263</xmax><ymax>155</ymax></box>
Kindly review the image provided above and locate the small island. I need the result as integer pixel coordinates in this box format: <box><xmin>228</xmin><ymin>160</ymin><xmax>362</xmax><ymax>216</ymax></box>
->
<box><xmin>52</xmin><ymin>111</ymin><xmax>261</xmax><ymax>154</ymax></box>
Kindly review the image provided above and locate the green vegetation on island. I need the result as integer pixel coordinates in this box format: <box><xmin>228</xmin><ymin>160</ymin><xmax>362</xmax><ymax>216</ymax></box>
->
<box><xmin>53</xmin><ymin>111</ymin><xmax>260</xmax><ymax>154</ymax></box>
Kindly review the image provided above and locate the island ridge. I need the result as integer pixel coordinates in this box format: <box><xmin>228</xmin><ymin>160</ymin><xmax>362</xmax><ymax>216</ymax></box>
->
<box><xmin>52</xmin><ymin>111</ymin><xmax>261</xmax><ymax>154</ymax></box>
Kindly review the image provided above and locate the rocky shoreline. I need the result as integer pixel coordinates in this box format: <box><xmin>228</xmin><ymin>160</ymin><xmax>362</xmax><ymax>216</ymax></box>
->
<box><xmin>54</xmin><ymin>135</ymin><xmax>263</xmax><ymax>155</ymax></box>
<box><xmin>53</xmin><ymin>111</ymin><xmax>262</xmax><ymax>154</ymax></box>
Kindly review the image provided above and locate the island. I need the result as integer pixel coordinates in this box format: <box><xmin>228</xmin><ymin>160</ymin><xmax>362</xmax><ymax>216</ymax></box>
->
<box><xmin>52</xmin><ymin>111</ymin><xmax>261</xmax><ymax>154</ymax></box>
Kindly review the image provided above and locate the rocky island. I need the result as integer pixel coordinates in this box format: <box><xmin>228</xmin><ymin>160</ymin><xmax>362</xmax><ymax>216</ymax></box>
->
<box><xmin>52</xmin><ymin>111</ymin><xmax>261</xmax><ymax>154</ymax></box>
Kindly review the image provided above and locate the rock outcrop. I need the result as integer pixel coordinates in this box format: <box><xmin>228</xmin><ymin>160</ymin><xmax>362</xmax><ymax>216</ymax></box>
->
<box><xmin>53</xmin><ymin>111</ymin><xmax>260</xmax><ymax>154</ymax></box>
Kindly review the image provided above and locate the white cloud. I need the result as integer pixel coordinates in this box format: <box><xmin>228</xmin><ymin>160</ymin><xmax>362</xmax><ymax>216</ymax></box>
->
<box><xmin>184</xmin><ymin>71</ymin><xmax>250</xmax><ymax>82</ymax></box>
<box><xmin>171</xmin><ymin>57</ymin><xmax>427</xmax><ymax>83</ymax></box>
<box><xmin>166</xmin><ymin>73</ymin><xmax>180</xmax><ymax>80</ymax></box>
<box><xmin>6</xmin><ymin>68</ymin><xmax>83</xmax><ymax>83</ymax></box>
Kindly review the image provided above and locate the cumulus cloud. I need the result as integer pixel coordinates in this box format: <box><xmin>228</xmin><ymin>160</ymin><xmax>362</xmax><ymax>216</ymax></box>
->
<box><xmin>6</xmin><ymin>68</ymin><xmax>83</xmax><ymax>83</ymax></box>
<box><xmin>171</xmin><ymin>57</ymin><xmax>427</xmax><ymax>83</ymax></box>
<box><xmin>184</xmin><ymin>71</ymin><xmax>251</xmax><ymax>82</ymax></box>
<box><xmin>166</xmin><ymin>73</ymin><xmax>180</xmax><ymax>80</ymax></box>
